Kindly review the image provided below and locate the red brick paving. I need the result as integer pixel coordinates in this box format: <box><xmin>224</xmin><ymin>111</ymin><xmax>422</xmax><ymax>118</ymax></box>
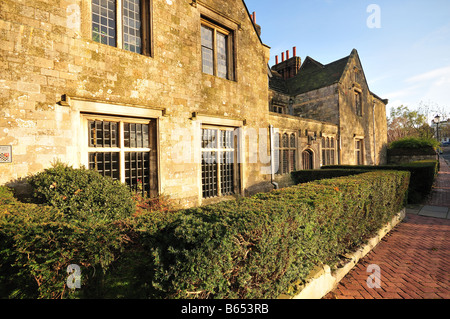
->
<box><xmin>324</xmin><ymin>157</ymin><xmax>450</xmax><ymax>299</ymax></box>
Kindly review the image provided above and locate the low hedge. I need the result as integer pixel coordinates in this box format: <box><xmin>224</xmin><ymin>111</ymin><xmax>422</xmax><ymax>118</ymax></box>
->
<box><xmin>0</xmin><ymin>176</ymin><xmax>132</xmax><ymax>299</ymax></box>
<box><xmin>321</xmin><ymin>160</ymin><xmax>438</xmax><ymax>204</ymax></box>
<box><xmin>140</xmin><ymin>170</ymin><xmax>409</xmax><ymax>299</ymax></box>
<box><xmin>1</xmin><ymin>170</ymin><xmax>410</xmax><ymax>299</ymax></box>
<box><xmin>291</xmin><ymin>169</ymin><xmax>370</xmax><ymax>184</ymax></box>
<box><xmin>389</xmin><ymin>137</ymin><xmax>439</xmax><ymax>150</ymax></box>
<box><xmin>28</xmin><ymin>162</ymin><xmax>135</xmax><ymax>222</ymax></box>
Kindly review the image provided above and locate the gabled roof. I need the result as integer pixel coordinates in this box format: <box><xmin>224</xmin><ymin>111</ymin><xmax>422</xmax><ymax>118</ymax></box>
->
<box><xmin>287</xmin><ymin>54</ymin><xmax>351</xmax><ymax>95</ymax></box>
<box><xmin>269</xmin><ymin>49</ymin><xmax>371</xmax><ymax>97</ymax></box>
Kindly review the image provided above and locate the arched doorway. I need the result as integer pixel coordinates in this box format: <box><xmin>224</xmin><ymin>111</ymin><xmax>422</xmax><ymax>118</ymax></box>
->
<box><xmin>302</xmin><ymin>149</ymin><xmax>314</xmax><ymax>170</ymax></box>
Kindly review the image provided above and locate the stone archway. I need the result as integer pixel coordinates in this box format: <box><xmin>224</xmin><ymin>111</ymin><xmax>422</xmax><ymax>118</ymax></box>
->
<box><xmin>302</xmin><ymin>149</ymin><xmax>314</xmax><ymax>170</ymax></box>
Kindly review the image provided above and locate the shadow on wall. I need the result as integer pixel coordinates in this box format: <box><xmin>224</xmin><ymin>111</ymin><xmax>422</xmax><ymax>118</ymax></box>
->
<box><xmin>5</xmin><ymin>177</ymin><xmax>34</xmax><ymax>201</ymax></box>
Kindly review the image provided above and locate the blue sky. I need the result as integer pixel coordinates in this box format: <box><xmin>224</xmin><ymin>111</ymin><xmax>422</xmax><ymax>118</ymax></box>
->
<box><xmin>244</xmin><ymin>0</ymin><xmax>450</xmax><ymax>120</ymax></box>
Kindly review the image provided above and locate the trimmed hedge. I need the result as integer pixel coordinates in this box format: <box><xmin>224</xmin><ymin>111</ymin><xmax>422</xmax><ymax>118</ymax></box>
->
<box><xmin>1</xmin><ymin>169</ymin><xmax>410</xmax><ymax>299</ymax></box>
<box><xmin>321</xmin><ymin>160</ymin><xmax>438</xmax><ymax>204</ymax></box>
<box><xmin>28</xmin><ymin>162</ymin><xmax>135</xmax><ymax>222</ymax></box>
<box><xmin>140</xmin><ymin>170</ymin><xmax>409</xmax><ymax>299</ymax></box>
<box><xmin>389</xmin><ymin>137</ymin><xmax>439</xmax><ymax>150</ymax></box>
<box><xmin>291</xmin><ymin>169</ymin><xmax>370</xmax><ymax>185</ymax></box>
<box><xmin>0</xmin><ymin>163</ymin><xmax>136</xmax><ymax>299</ymax></box>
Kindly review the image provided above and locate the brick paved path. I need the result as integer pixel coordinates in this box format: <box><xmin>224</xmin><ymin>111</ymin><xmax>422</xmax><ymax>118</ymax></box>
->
<box><xmin>324</xmin><ymin>157</ymin><xmax>450</xmax><ymax>299</ymax></box>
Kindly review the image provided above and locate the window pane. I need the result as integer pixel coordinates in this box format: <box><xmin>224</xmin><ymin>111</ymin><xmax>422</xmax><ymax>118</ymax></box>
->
<box><xmin>290</xmin><ymin>150</ymin><xmax>296</xmax><ymax>172</ymax></box>
<box><xmin>283</xmin><ymin>149</ymin><xmax>289</xmax><ymax>174</ymax></box>
<box><xmin>282</xmin><ymin>133</ymin><xmax>289</xmax><ymax>148</ymax></box>
<box><xmin>88</xmin><ymin>120</ymin><xmax>119</xmax><ymax>147</ymax></box>
<box><xmin>201</xmin><ymin>25</ymin><xmax>213</xmax><ymax>49</ymax></box>
<box><xmin>201</xmin><ymin>25</ymin><xmax>214</xmax><ymax>75</ymax></box>
<box><xmin>92</xmin><ymin>0</ymin><xmax>116</xmax><ymax>46</ymax></box>
<box><xmin>290</xmin><ymin>134</ymin><xmax>296</xmax><ymax>148</ymax></box>
<box><xmin>202</xmin><ymin>47</ymin><xmax>214</xmax><ymax>75</ymax></box>
<box><xmin>220</xmin><ymin>151</ymin><xmax>234</xmax><ymax>196</ymax></box>
<box><xmin>125</xmin><ymin>151</ymin><xmax>151</xmax><ymax>196</ymax></box>
<box><xmin>123</xmin><ymin>0</ymin><xmax>142</xmax><ymax>54</ymax></box>
<box><xmin>89</xmin><ymin>152</ymin><xmax>120</xmax><ymax>180</ymax></box>
<box><xmin>202</xmin><ymin>151</ymin><xmax>217</xmax><ymax>198</ymax></box>
<box><xmin>217</xmin><ymin>32</ymin><xmax>228</xmax><ymax>79</ymax></box>
<box><xmin>202</xmin><ymin>129</ymin><xmax>217</xmax><ymax>149</ymax></box>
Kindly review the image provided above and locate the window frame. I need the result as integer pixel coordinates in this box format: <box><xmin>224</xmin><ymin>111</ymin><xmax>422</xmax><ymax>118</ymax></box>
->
<box><xmin>355</xmin><ymin>138</ymin><xmax>364</xmax><ymax>165</ymax></box>
<box><xmin>82</xmin><ymin>114</ymin><xmax>157</xmax><ymax>196</ymax></box>
<box><xmin>355</xmin><ymin>90</ymin><xmax>362</xmax><ymax>117</ymax></box>
<box><xmin>200</xmin><ymin>18</ymin><xmax>235</xmax><ymax>80</ymax></box>
<box><xmin>275</xmin><ymin>131</ymin><xmax>297</xmax><ymax>175</ymax></box>
<box><xmin>321</xmin><ymin>135</ymin><xmax>336</xmax><ymax>166</ymax></box>
<box><xmin>201</xmin><ymin>125</ymin><xmax>240</xmax><ymax>199</ymax></box>
<box><xmin>91</xmin><ymin>0</ymin><xmax>153</xmax><ymax>57</ymax></box>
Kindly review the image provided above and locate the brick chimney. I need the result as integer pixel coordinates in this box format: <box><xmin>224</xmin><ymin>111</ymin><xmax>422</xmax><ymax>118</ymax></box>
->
<box><xmin>272</xmin><ymin>47</ymin><xmax>301</xmax><ymax>80</ymax></box>
<box><xmin>251</xmin><ymin>12</ymin><xmax>262</xmax><ymax>37</ymax></box>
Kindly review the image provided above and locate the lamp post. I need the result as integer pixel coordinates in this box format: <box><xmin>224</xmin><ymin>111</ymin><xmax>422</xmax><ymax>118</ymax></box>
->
<box><xmin>434</xmin><ymin>114</ymin><xmax>441</xmax><ymax>143</ymax></box>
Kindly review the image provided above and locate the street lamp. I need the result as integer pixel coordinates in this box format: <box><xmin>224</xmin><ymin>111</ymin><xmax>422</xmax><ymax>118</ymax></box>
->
<box><xmin>434</xmin><ymin>114</ymin><xmax>441</xmax><ymax>143</ymax></box>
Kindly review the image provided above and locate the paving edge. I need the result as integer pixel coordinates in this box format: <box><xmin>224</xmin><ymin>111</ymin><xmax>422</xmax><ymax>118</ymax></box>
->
<box><xmin>278</xmin><ymin>208</ymin><xmax>406</xmax><ymax>299</ymax></box>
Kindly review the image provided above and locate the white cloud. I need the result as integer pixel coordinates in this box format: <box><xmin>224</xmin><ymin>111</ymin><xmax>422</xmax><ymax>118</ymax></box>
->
<box><xmin>405</xmin><ymin>65</ymin><xmax>450</xmax><ymax>83</ymax></box>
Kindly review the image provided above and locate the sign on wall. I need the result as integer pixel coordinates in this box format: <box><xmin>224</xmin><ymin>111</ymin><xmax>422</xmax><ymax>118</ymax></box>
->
<box><xmin>0</xmin><ymin>145</ymin><xmax>12</xmax><ymax>163</ymax></box>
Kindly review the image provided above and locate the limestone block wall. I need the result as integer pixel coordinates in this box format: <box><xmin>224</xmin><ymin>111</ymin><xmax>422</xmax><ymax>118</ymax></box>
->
<box><xmin>292</xmin><ymin>85</ymin><xmax>340</xmax><ymax>125</ymax></box>
<box><xmin>268</xmin><ymin>113</ymin><xmax>338</xmax><ymax>187</ymax></box>
<box><xmin>0</xmin><ymin>0</ymin><xmax>273</xmax><ymax>207</ymax></box>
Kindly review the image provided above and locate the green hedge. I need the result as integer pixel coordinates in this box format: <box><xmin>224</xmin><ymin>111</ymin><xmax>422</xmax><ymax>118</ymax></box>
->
<box><xmin>291</xmin><ymin>169</ymin><xmax>370</xmax><ymax>184</ymax></box>
<box><xmin>0</xmin><ymin>163</ymin><xmax>136</xmax><ymax>299</ymax></box>
<box><xmin>28</xmin><ymin>162</ymin><xmax>135</xmax><ymax>222</ymax></box>
<box><xmin>321</xmin><ymin>160</ymin><xmax>438</xmax><ymax>204</ymax></box>
<box><xmin>389</xmin><ymin>137</ymin><xmax>439</xmax><ymax>150</ymax></box>
<box><xmin>139</xmin><ymin>170</ymin><xmax>409</xmax><ymax>299</ymax></box>
<box><xmin>1</xmin><ymin>169</ymin><xmax>410</xmax><ymax>299</ymax></box>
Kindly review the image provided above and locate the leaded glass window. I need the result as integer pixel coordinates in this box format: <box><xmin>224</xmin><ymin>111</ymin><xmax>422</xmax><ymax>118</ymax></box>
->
<box><xmin>201</xmin><ymin>19</ymin><xmax>233</xmax><ymax>80</ymax></box>
<box><xmin>201</xmin><ymin>127</ymin><xmax>238</xmax><ymax>199</ymax></box>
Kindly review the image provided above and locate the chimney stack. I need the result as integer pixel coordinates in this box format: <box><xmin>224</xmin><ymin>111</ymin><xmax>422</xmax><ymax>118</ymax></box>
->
<box><xmin>271</xmin><ymin>46</ymin><xmax>301</xmax><ymax>80</ymax></box>
<box><xmin>252</xmin><ymin>12</ymin><xmax>256</xmax><ymax>23</ymax></box>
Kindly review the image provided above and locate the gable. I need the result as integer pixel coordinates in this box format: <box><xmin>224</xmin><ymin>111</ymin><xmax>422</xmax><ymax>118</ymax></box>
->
<box><xmin>286</xmin><ymin>55</ymin><xmax>350</xmax><ymax>95</ymax></box>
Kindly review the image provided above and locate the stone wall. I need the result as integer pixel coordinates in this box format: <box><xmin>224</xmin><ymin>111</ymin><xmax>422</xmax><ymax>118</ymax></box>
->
<box><xmin>292</xmin><ymin>84</ymin><xmax>339</xmax><ymax>125</ymax></box>
<box><xmin>0</xmin><ymin>0</ymin><xmax>272</xmax><ymax>207</ymax></box>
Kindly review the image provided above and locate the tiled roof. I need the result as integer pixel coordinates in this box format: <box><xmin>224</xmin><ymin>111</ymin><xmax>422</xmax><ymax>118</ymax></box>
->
<box><xmin>268</xmin><ymin>51</ymin><xmax>353</xmax><ymax>96</ymax></box>
<box><xmin>268</xmin><ymin>70</ymin><xmax>290</xmax><ymax>94</ymax></box>
<box><xmin>286</xmin><ymin>55</ymin><xmax>350</xmax><ymax>95</ymax></box>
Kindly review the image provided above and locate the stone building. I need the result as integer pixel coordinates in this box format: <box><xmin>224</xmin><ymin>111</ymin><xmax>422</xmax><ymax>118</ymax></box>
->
<box><xmin>0</xmin><ymin>0</ymin><xmax>388</xmax><ymax>208</ymax></box>
<box><xmin>269</xmin><ymin>48</ymin><xmax>389</xmax><ymax>167</ymax></box>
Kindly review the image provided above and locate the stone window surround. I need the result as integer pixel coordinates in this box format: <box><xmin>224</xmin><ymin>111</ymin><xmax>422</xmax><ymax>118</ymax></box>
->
<box><xmin>191</xmin><ymin>112</ymin><xmax>246</xmax><ymax>203</ymax></box>
<box><xmin>352</xmin><ymin>83</ymin><xmax>363</xmax><ymax>117</ymax></box>
<box><xmin>321</xmin><ymin>134</ymin><xmax>336</xmax><ymax>166</ymax></box>
<box><xmin>274</xmin><ymin>130</ymin><xmax>297</xmax><ymax>175</ymax></box>
<box><xmin>354</xmin><ymin>136</ymin><xmax>365</xmax><ymax>165</ymax></box>
<box><xmin>86</xmin><ymin>0</ymin><xmax>153</xmax><ymax>57</ymax></box>
<box><xmin>66</xmin><ymin>95</ymin><xmax>164</xmax><ymax>196</ymax></box>
<box><xmin>197</xmin><ymin>2</ymin><xmax>239</xmax><ymax>82</ymax></box>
